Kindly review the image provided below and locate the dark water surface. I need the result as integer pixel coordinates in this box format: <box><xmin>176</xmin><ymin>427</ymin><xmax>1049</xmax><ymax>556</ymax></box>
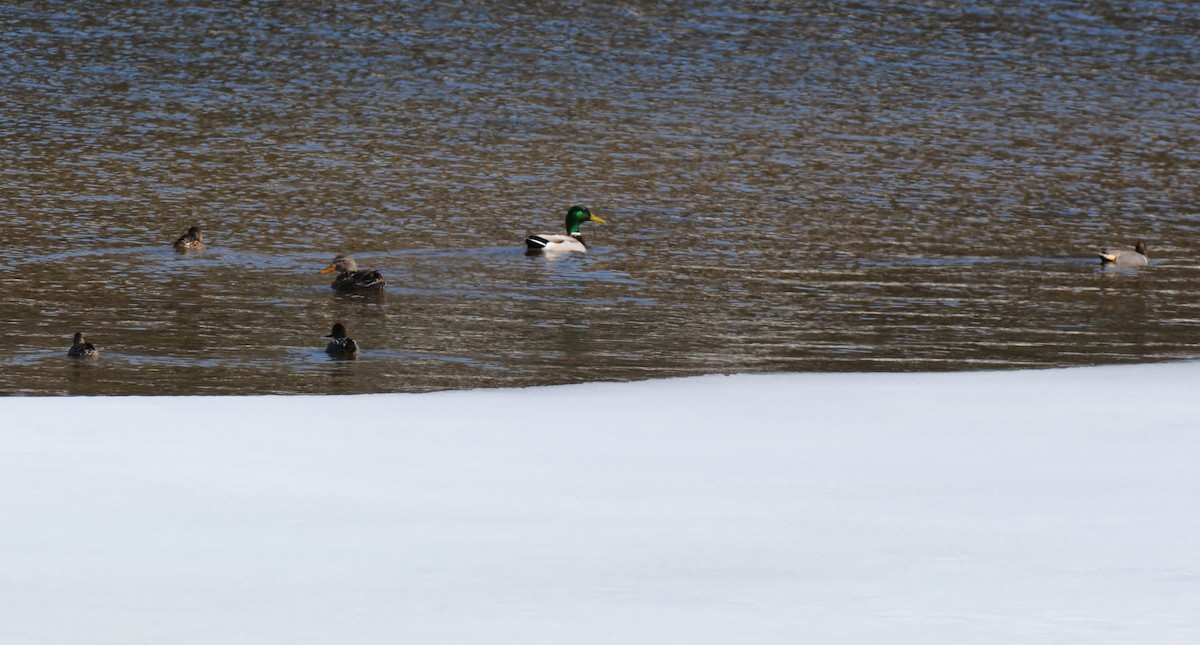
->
<box><xmin>2</xmin><ymin>1</ymin><xmax>1199</xmax><ymax>395</ymax></box>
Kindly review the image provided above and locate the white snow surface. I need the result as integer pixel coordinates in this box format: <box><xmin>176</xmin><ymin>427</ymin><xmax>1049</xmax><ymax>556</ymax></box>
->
<box><xmin>2</xmin><ymin>363</ymin><xmax>1199</xmax><ymax>644</ymax></box>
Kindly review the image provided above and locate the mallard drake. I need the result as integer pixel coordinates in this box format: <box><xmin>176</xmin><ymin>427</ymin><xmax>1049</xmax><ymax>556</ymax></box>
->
<box><xmin>524</xmin><ymin>205</ymin><xmax>606</xmax><ymax>253</ymax></box>
<box><xmin>67</xmin><ymin>332</ymin><xmax>98</xmax><ymax>358</ymax></box>
<box><xmin>173</xmin><ymin>226</ymin><xmax>205</xmax><ymax>252</ymax></box>
<box><xmin>319</xmin><ymin>255</ymin><xmax>386</xmax><ymax>292</ymax></box>
<box><xmin>1098</xmin><ymin>240</ymin><xmax>1148</xmax><ymax>266</ymax></box>
<box><xmin>325</xmin><ymin>322</ymin><xmax>358</xmax><ymax>357</ymax></box>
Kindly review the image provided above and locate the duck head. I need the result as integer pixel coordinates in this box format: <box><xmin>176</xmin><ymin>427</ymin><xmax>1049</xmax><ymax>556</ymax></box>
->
<box><xmin>325</xmin><ymin>322</ymin><xmax>349</xmax><ymax>339</ymax></box>
<box><xmin>565</xmin><ymin>205</ymin><xmax>605</xmax><ymax>235</ymax></box>
<box><xmin>320</xmin><ymin>255</ymin><xmax>357</xmax><ymax>274</ymax></box>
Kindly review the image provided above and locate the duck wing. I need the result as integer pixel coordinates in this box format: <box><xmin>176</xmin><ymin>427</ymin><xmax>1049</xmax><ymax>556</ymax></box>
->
<box><xmin>333</xmin><ymin>270</ymin><xmax>386</xmax><ymax>290</ymax></box>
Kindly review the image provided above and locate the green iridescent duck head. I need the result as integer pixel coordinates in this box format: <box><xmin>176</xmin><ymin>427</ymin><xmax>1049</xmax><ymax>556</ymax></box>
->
<box><xmin>565</xmin><ymin>205</ymin><xmax>605</xmax><ymax>235</ymax></box>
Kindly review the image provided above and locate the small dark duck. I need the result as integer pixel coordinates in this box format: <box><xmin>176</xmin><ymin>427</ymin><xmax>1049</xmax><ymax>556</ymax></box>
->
<box><xmin>325</xmin><ymin>322</ymin><xmax>358</xmax><ymax>357</ymax></box>
<box><xmin>173</xmin><ymin>226</ymin><xmax>206</xmax><ymax>252</ymax></box>
<box><xmin>1098</xmin><ymin>240</ymin><xmax>1148</xmax><ymax>267</ymax></box>
<box><xmin>67</xmin><ymin>332</ymin><xmax>98</xmax><ymax>358</ymax></box>
<box><xmin>524</xmin><ymin>205</ymin><xmax>606</xmax><ymax>254</ymax></box>
<box><xmin>319</xmin><ymin>255</ymin><xmax>386</xmax><ymax>292</ymax></box>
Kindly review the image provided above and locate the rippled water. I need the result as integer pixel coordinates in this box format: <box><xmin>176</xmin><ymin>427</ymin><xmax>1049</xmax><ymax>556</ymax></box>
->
<box><xmin>2</xmin><ymin>1</ymin><xmax>1199</xmax><ymax>395</ymax></box>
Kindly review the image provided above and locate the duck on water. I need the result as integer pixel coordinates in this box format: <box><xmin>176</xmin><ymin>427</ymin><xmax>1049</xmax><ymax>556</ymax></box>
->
<box><xmin>325</xmin><ymin>322</ymin><xmax>358</xmax><ymax>358</ymax></box>
<box><xmin>1098</xmin><ymin>240</ymin><xmax>1148</xmax><ymax>266</ymax></box>
<box><xmin>524</xmin><ymin>205</ymin><xmax>605</xmax><ymax>254</ymax></box>
<box><xmin>68</xmin><ymin>332</ymin><xmax>98</xmax><ymax>358</ymax></box>
<box><xmin>319</xmin><ymin>256</ymin><xmax>386</xmax><ymax>292</ymax></box>
<box><xmin>173</xmin><ymin>226</ymin><xmax>205</xmax><ymax>252</ymax></box>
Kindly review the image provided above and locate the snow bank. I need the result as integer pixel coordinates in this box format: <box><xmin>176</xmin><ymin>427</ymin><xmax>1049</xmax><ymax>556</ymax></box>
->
<box><xmin>2</xmin><ymin>364</ymin><xmax>1199</xmax><ymax>643</ymax></box>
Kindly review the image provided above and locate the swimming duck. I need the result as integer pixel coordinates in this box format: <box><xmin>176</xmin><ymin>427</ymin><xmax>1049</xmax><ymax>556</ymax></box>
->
<box><xmin>173</xmin><ymin>226</ymin><xmax>206</xmax><ymax>252</ymax></box>
<box><xmin>67</xmin><ymin>332</ymin><xmax>98</xmax><ymax>358</ymax></box>
<box><xmin>325</xmin><ymin>322</ymin><xmax>358</xmax><ymax>357</ymax></box>
<box><xmin>1098</xmin><ymin>240</ymin><xmax>1148</xmax><ymax>266</ymax></box>
<box><xmin>319</xmin><ymin>255</ymin><xmax>386</xmax><ymax>292</ymax></box>
<box><xmin>524</xmin><ymin>205</ymin><xmax>606</xmax><ymax>253</ymax></box>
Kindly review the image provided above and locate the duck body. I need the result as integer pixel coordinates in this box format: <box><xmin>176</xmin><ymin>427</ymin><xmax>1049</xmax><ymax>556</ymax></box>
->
<box><xmin>525</xmin><ymin>205</ymin><xmax>605</xmax><ymax>254</ymax></box>
<box><xmin>326</xmin><ymin>337</ymin><xmax>359</xmax><ymax>357</ymax></box>
<box><xmin>324</xmin><ymin>322</ymin><xmax>358</xmax><ymax>358</ymax></box>
<box><xmin>524</xmin><ymin>233</ymin><xmax>588</xmax><ymax>253</ymax></box>
<box><xmin>320</xmin><ymin>255</ymin><xmax>385</xmax><ymax>292</ymax></box>
<box><xmin>67</xmin><ymin>332</ymin><xmax>98</xmax><ymax>358</ymax></box>
<box><xmin>330</xmin><ymin>270</ymin><xmax>386</xmax><ymax>291</ymax></box>
<box><xmin>1098</xmin><ymin>240</ymin><xmax>1148</xmax><ymax>266</ymax></box>
<box><xmin>173</xmin><ymin>226</ymin><xmax>206</xmax><ymax>252</ymax></box>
